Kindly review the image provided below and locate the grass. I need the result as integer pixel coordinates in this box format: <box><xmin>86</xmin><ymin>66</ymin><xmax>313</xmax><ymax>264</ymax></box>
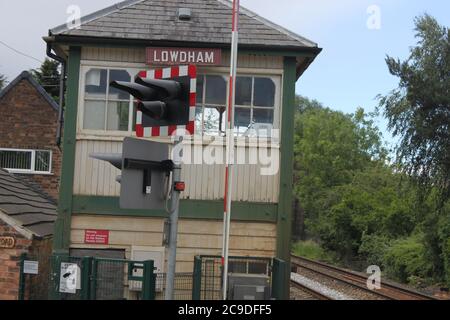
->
<box><xmin>292</xmin><ymin>240</ymin><xmax>335</xmax><ymax>263</ymax></box>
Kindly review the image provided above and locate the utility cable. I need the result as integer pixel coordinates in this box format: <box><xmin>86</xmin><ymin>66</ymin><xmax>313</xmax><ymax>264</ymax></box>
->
<box><xmin>0</xmin><ymin>40</ymin><xmax>44</xmax><ymax>64</ymax></box>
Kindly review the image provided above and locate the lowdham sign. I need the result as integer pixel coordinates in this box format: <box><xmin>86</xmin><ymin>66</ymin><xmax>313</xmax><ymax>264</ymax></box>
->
<box><xmin>0</xmin><ymin>236</ymin><xmax>15</xmax><ymax>248</ymax></box>
<box><xmin>146</xmin><ymin>47</ymin><xmax>222</xmax><ymax>66</ymax></box>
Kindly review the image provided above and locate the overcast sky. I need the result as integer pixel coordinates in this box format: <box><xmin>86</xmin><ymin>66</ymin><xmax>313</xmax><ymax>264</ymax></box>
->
<box><xmin>0</xmin><ymin>0</ymin><xmax>449</xmax><ymax>143</ymax></box>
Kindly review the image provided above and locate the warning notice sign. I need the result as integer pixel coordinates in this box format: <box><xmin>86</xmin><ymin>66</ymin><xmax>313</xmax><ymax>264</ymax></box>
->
<box><xmin>59</xmin><ymin>263</ymin><xmax>80</xmax><ymax>294</ymax></box>
<box><xmin>84</xmin><ymin>230</ymin><xmax>110</xmax><ymax>245</ymax></box>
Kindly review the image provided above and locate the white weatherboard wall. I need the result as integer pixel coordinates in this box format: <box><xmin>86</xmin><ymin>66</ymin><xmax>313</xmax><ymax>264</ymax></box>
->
<box><xmin>73</xmin><ymin>139</ymin><xmax>279</xmax><ymax>202</ymax></box>
<box><xmin>73</xmin><ymin>47</ymin><xmax>283</xmax><ymax>203</ymax></box>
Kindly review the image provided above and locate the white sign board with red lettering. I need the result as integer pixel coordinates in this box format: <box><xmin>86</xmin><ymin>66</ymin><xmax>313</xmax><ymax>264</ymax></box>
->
<box><xmin>84</xmin><ymin>229</ymin><xmax>110</xmax><ymax>245</ymax></box>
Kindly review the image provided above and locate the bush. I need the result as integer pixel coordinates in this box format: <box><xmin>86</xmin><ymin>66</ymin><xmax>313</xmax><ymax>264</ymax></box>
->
<box><xmin>358</xmin><ymin>233</ymin><xmax>391</xmax><ymax>266</ymax></box>
<box><xmin>383</xmin><ymin>236</ymin><xmax>432</xmax><ymax>284</ymax></box>
<box><xmin>292</xmin><ymin>240</ymin><xmax>335</xmax><ymax>263</ymax></box>
<box><xmin>437</xmin><ymin>206</ymin><xmax>450</xmax><ymax>286</ymax></box>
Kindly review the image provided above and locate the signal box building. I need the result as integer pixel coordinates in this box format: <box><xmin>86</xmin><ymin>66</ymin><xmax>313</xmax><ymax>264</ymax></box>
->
<box><xmin>44</xmin><ymin>0</ymin><xmax>320</xmax><ymax>297</ymax></box>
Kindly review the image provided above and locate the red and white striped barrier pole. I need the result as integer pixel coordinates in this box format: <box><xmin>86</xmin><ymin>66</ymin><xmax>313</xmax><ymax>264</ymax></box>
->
<box><xmin>222</xmin><ymin>0</ymin><xmax>240</xmax><ymax>300</ymax></box>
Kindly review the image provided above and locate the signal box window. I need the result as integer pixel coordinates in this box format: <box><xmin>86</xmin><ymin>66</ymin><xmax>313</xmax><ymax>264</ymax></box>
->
<box><xmin>196</xmin><ymin>75</ymin><xmax>278</xmax><ymax>137</ymax></box>
<box><xmin>0</xmin><ymin>148</ymin><xmax>52</xmax><ymax>174</ymax></box>
<box><xmin>83</xmin><ymin>69</ymin><xmax>131</xmax><ymax>131</ymax></box>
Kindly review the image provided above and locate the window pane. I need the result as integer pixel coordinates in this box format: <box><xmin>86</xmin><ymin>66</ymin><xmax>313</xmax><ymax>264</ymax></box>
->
<box><xmin>196</xmin><ymin>75</ymin><xmax>204</xmax><ymax>104</ymax></box>
<box><xmin>195</xmin><ymin>106</ymin><xmax>203</xmax><ymax>134</ymax></box>
<box><xmin>0</xmin><ymin>150</ymin><xmax>32</xmax><ymax>170</ymax></box>
<box><xmin>203</xmin><ymin>106</ymin><xmax>225</xmax><ymax>136</ymax></box>
<box><xmin>253</xmin><ymin>108</ymin><xmax>274</xmax><ymax>124</ymax></box>
<box><xmin>109</xmin><ymin>70</ymin><xmax>131</xmax><ymax>100</ymax></box>
<box><xmin>234</xmin><ymin>107</ymin><xmax>251</xmax><ymax>136</ymax></box>
<box><xmin>84</xmin><ymin>100</ymin><xmax>106</xmax><ymax>130</ymax></box>
<box><xmin>254</xmin><ymin>78</ymin><xmax>275</xmax><ymax>107</ymax></box>
<box><xmin>235</xmin><ymin>77</ymin><xmax>252</xmax><ymax>106</ymax></box>
<box><xmin>107</xmin><ymin>101</ymin><xmax>129</xmax><ymax>131</ymax></box>
<box><xmin>85</xmin><ymin>69</ymin><xmax>107</xmax><ymax>99</ymax></box>
<box><xmin>35</xmin><ymin>151</ymin><xmax>50</xmax><ymax>172</ymax></box>
<box><xmin>205</xmin><ymin>75</ymin><xmax>227</xmax><ymax>105</ymax></box>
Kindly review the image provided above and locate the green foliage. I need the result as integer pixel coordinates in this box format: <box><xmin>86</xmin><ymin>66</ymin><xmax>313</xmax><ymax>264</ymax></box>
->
<box><xmin>0</xmin><ymin>73</ymin><xmax>6</xmax><ymax>90</ymax></box>
<box><xmin>315</xmin><ymin>166</ymin><xmax>417</xmax><ymax>260</ymax></box>
<box><xmin>378</xmin><ymin>14</ymin><xmax>450</xmax><ymax>201</ymax></box>
<box><xmin>293</xmin><ymin>96</ymin><xmax>449</xmax><ymax>285</ymax></box>
<box><xmin>292</xmin><ymin>240</ymin><xmax>335</xmax><ymax>263</ymax></box>
<box><xmin>383</xmin><ymin>236</ymin><xmax>433</xmax><ymax>284</ymax></box>
<box><xmin>292</xmin><ymin>14</ymin><xmax>450</xmax><ymax>288</ymax></box>
<box><xmin>31</xmin><ymin>58</ymin><xmax>61</xmax><ymax>100</ymax></box>
<box><xmin>293</xmin><ymin>98</ymin><xmax>387</xmax><ymax>235</ymax></box>
<box><xmin>437</xmin><ymin>203</ymin><xmax>450</xmax><ymax>286</ymax></box>
<box><xmin>359</xmin><ymin>234</ymin><xmax>391</xmax><ymax>266</ymax></box>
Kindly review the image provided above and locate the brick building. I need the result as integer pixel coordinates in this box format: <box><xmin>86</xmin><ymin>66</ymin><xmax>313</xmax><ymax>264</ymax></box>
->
<box><xmin>0</xmin><ymin>169</ymin><xmax>56</xmax><ymax>300</ymax></box>
<box><xmin>0</xmin><ymin>71</ymin><xmax>62</xmax><ymax>201</ymax></box>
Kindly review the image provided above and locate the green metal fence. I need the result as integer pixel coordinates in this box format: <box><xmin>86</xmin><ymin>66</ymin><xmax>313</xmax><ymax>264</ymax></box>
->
<box><xmin>19</xmin><ymin>253</ymin><xmax>156</xmax><ymax>300</ymax></box>
<box><xmin>155</xmin><ymin>273</ymin><xmax>193</xmax><ymax>300</ymax></box>
<box><xmin>192</xmin><ymin>255</ymin><xmax>287</xmax><ymax>300</ymax></box>
<box><xmin>19</xmin><ymin>253</ymin><xmax>286</xmax><ymax>300</ymax></box>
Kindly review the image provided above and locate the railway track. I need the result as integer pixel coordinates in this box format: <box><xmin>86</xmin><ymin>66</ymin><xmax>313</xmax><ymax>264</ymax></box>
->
<box><xmin>291</xmin><ymin>279</ymin><xmax>332</xmax><ymax>300</ymax></box>
<box><xmin>291</xmin><ymin>255</ymin><xmax>438</xmax><ymax>300</ymax></box>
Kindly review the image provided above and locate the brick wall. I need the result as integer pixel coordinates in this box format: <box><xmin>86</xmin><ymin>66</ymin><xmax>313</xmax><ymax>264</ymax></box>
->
<box><xmin>0</xmin><ymin>220</ymin><xmax>31</xmax><ymax>300</ymax></box>
<box><xmin>0</xmin><ymin>78</ymin><xmax>61</xmax><ymax>201</ymax></box>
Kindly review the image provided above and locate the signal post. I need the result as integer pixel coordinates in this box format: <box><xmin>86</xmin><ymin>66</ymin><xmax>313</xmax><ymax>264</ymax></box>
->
<box><xmin>91</xmin><ymin>65</ymin><xmax>196</xmax><ymax>300</ymax></box>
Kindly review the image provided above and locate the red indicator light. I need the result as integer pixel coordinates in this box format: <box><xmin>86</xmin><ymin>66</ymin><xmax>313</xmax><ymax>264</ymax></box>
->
<box><xmin>174</xmin><ymin>182</ymin><xmax>185</xmax><ymax>192</ymax></box>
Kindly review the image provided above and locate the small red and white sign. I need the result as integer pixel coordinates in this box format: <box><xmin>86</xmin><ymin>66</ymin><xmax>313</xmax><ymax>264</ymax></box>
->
<box><xmin>84</xmin><ymin>230</ymin><xmax>110</xmax><ymax>245</ymax></box>
<box><xmin>146</xmin><ymin>47</ymin><xmax>221</xmax><ymax>66</ymax></box>
<box><xmin>135</xmin><ymin>65</ymin><xmax>197</xmax><ymax>138</ymax></box>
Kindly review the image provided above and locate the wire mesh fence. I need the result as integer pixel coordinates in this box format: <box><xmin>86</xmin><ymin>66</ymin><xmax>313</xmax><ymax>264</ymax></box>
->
<box><xmin>194</xmin><ymin>256</ymin><xmax>273</xmax><ymax>300</ymax></box>
<box><xmin>20</xmin><ymin>253</ymin><xmax>284</xmax><ymax>300</ymax></box>
<box><xmin>19</xmin><ymin>254</ymin><xmax>157</xmax><ymax>300</ymax></box>
<box><xmin>91</xmin><ymin>258</ymin><xmax>130</xmax><ymax>300</ymax></box>
<box><xmin>155</xmin><ymin>273</ymin><xmax>193</xmax><ymax>300</ymax></box>
<box><xmin>19</xmin><ymin>253</ymin><xmax>52</xmax><ymax>300</ymax></box>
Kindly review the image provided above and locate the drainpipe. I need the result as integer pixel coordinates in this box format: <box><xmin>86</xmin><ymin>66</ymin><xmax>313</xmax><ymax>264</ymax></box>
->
<box><xmin>46</xmin><ymin>40</ymin><xmax>66</xmax><ymax>150</ymax></box>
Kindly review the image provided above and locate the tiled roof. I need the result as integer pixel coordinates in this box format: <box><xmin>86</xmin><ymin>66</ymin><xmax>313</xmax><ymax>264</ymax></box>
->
<box><xmin>0</xmin><ymin>169</ymin><xmax>56</xmax><ymax>238</ymax></box>
<box><xmin>50</xmin><ymin>0</ymin><xmax>318</xmax><ymax>50</ymax></box>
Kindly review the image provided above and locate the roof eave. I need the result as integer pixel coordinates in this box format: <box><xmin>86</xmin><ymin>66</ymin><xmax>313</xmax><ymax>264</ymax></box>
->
<box><xmin>47</xmin><ymin>34</ymin><xmax>321</xmax><ymax>54</ymax></box>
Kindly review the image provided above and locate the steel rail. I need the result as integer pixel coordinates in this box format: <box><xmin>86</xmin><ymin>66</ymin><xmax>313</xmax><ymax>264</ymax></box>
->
<box><xmin>291</xmin><ymin>255</ymin><xmax>437</xmax><ymax>300</ymax></box>
<box><xmin>290</xmin><ymin>280</ymin><xmax>333</xmax><ymax>300</ymax></box>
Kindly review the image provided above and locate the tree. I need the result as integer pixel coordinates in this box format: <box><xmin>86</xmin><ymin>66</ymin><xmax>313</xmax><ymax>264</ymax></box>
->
<box><xmin>293</xmin><ymin>97</ymin><xmax>387</xmax><ymax>240</ymax></box>
<box><xmin>292</xmin><ymin>95</ymin><xmax>450</xmax><ymax>285</ymax></box>
<box><xmin>378</xmin><ymin>14</ymin><xmax>450</xmax><ymax>201</ymax></box>
<box><xmin>32</xmin><ymin>58</ymin><xmax>61</xmax><ymax>100</ymax></box>
<box><xmin>318</xmin><ymin>165</ymin><xmax>418</xmax><ymax>262</ymax></box>
<box><xmin>0</xmin><ymin>73</ymin><xmax>6</xmax><ymax>90</ymax></box>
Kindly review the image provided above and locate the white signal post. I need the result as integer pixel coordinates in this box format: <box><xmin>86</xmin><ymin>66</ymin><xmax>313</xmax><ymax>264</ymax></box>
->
<box><xmin>222</xmin><ymin>0</ymin><xmax>240</xmax><ymax>300</ymax></box>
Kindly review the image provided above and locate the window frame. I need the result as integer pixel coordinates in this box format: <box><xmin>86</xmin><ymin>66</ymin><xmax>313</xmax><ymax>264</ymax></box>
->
<box><xmin>0</xmin><ymin>148</ymin><xmax>53</xmax><ymax>175</ymax></box>
<box><xmin>78</xmin><ymin>63</ymin><xmax>142</xmax><ymax>135</ymax></box>
<box><xmin>77</xmin><ymin>61</ymin><xmax>283</xmax><ymax>142</ymax></box>
<box><xmin>195</xmin><ymin>73</ymin><xmax>281</xmax><ymax>137</ymax></box>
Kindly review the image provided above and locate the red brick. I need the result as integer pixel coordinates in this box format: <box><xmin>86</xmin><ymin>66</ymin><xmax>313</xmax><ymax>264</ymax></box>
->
<box><xmin>0</xmin><ymin>294</ymin><xmax>15</xmax><ymax>300</ymax></box>
<box><xmin>0</xmin><ymin>77</ymin><xmax>61</xmax><ymax>200</ymax></box>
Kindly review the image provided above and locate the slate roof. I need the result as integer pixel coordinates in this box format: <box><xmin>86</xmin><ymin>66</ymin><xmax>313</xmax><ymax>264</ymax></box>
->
<box><xmin>0</xmin><ymin>169</ymin><xmax>57</xmax><ymax>238</ymax></box>
<box><xmin>0</xmin><ymin>71</ymin><xmax>59</xmax><ymax>112</ymax></box>
<box><xmin>50</xmin><ymin>0</ymin><xmax>318</xmax><ymax>50</ymax></box>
